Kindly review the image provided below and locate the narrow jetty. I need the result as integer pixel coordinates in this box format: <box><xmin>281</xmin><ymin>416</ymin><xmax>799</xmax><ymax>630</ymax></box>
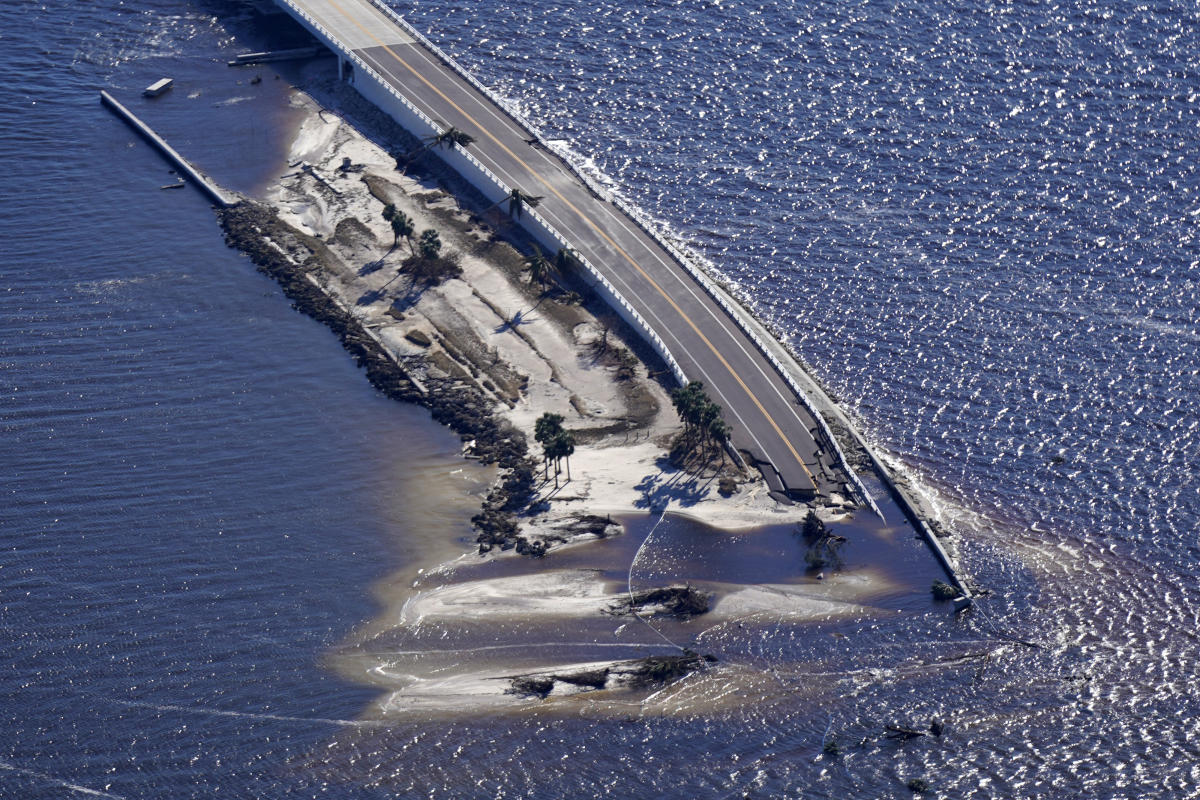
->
<box><xmin>99</xmin><ymin>90</ymin><xmax>238</xmax><ymax>208</ymax></box>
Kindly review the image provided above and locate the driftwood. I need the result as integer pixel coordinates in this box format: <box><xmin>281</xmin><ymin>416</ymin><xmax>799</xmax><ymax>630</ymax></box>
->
<box><xmin>886</xmin><ymin>719</ymin><xmax>947</xmax><ymax>740</ymax></box>
<box><xmin>885</xmin><ymin>724</ymin><xmax>927</xmax><ymax>740</ymax></box>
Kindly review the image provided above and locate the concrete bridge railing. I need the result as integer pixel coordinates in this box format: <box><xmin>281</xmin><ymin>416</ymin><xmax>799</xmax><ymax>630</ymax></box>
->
<box><xmin>275</xmin><ymin>0</ymin><xmax>882</xmax><ymax>510</ymax></box>
<box><xmin>357</xmin><ymin>1</ymin><xmax>878</xmax><ymax>512</ymax></box>
<box><xmin>276</xmin><ymin>0</ymin><xmax>689</xmax><ymax>391</ymax></box>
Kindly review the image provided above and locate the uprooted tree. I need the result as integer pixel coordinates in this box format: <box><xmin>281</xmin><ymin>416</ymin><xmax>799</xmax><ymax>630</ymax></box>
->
<box><xmin>798</xmin><ymin>510</ymin><xmax>846</xmax><ymax>572</ymax></box>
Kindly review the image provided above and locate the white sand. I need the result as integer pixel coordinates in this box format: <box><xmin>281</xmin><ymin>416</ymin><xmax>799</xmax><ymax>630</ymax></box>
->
<box><xmin>259</xmin><ymin>89</ymin><xmax>900</xmax><ymax>717</ymax></box>
<box><xmin>266</xmin><ymin>91</ymin><xmax>800</xmax><ymax>534</ymax></box>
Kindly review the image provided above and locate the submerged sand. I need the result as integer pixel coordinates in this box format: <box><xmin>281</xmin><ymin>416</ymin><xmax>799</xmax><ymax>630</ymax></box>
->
<box><xmin>237</xmin><ymin>84</ymin><xmax>929</xmax><ymax>716</ymax></box>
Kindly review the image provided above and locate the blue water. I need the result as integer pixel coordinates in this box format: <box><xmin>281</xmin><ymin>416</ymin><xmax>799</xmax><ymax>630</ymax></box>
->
<box><xmin>3</xmin><ymin>0</ymin><xmax>1199</xmax><ymax>797</ymax></box>
<box><xmin>390</xmin><ymin>1</ymin><xmax>1200</xmax><ymax>795</ymax></box>
<box><xmin>0</xmin><ymin>2</ymin><xmax>483</xmax><ymax>797</ymax></box>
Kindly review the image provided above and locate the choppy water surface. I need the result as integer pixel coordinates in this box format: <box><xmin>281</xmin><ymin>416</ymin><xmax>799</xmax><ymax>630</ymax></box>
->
<box><xmin>384</xmin><ymin>0</ymin><xmax>1198</xmax><ymax>794</ymax></box>
<box><xmin>3</xmin><ymin>0</ymin><xmax>1198</xmax><ymax>797</ymax></box>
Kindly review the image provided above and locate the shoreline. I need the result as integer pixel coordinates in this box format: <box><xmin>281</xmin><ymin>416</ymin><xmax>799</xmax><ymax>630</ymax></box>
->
<box><xmin>219</xmin><ymin>85</ymin><xmax>808</xmax><ymax>537</ymax></box>
<box><xmin>209</xmin><ymin>71</ymin><xmax>961</xmax><ymax>713</ymax></box>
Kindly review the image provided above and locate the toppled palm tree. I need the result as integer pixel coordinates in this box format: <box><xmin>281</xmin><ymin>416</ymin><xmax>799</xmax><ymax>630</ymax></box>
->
<box><xmin>507</xmin><ymin>188</ymin><xmax>543</xmax><ymax>218</ymax></box>
<box><xmin>429</xmin><ymin>125</ymin><xmax>475</xmax><ymax>150</ymax></box>
<box><xmin>398</xmin><ymin>122</ymin><xmax>475</xmax><ymax>168</ymax></box>
<box><xmin>485</xmin><ymin>188</ymin><xmax>544</xmax><ymax>220</ymax></box>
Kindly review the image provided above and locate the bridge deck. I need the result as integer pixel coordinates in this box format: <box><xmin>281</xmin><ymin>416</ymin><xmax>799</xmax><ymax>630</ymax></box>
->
<box><xmin>280</xmin><ymin>0</ymin><xmax>842</xmax><ymax>497</ymax></box>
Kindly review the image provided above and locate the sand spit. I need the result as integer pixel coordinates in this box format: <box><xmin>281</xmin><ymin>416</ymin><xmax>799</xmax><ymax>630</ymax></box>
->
<box><xmin>230</xmin><ymin>89</ymin><xmax>804</xmax><ymax>531</ymax></box>
<box><xmin>218</xmin><ymin>85</ymin><xmax>926</xmax><ymax>716</ymax></box>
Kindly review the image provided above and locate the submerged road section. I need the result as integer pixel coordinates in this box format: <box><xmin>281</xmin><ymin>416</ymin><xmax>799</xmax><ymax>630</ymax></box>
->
<box><xmin>275</xmin><ymin>0</ymin><xmax>843</xmax><ymax>499</ymax></box>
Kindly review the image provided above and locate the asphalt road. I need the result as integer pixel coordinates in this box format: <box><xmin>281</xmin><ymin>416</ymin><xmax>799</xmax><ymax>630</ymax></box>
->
<box><xmin>280</xmin><ymin>0</ymin><xmax>840</xmax><ymax>498</ymax></box>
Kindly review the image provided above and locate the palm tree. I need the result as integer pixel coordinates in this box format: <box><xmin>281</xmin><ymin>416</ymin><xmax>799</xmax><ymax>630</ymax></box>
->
<box><xmin>670</xmin><ymin>381</ymin><xmax>707</xmax><ymax>438</ymax></box>
<box><xmin>388</xmin><ymin>208</ymin><xmax>415</xmax><ymax>254</ymax></box>
<box><xmin>525</xmin><ymin>245</ymin><xmax>553</xmax><ymax>291</ymax></box>
<box><xmin>418</xmin><ymin>229</ymin><xmax>442</xmax><ymax>260</ymax></box>
<box><xmin>544</xmin><ymin>429</ymin><xmax>576</xmax><ymax>487</ymax></box>
<box><xmin>670</xmin><ymin>381</ymin><xmax>730</xmax><ymax>467</ymax></box>
<box><xmin>534</xmin><ymin>412</ymin><xmax>565</xmax><ymax>480</ymax></box>
<box><xmin>707</xmin><ymin>417</ymin><xmax>731</xmax><ymax>464</ymax></box>
<box><xmin>552</xmin><ymin>430</ymin><xmax>575</xmax><ymax>483</ymax></box>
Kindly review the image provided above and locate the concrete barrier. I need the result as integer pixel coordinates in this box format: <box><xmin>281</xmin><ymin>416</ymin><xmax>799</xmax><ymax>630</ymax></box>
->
<box><xmin>273</xmin><ymin>0</ymin><xmax>689</xmax><ymax>389</ymax></box>
<box><xmin>100</xmin><ymin>90</ymin><xmax>237</xmax><ymax>208</ymax></box>
<box><xmin>268</xmin><ymin>4</ymin><xmax>979</xmax><ymax>589</ymax></box>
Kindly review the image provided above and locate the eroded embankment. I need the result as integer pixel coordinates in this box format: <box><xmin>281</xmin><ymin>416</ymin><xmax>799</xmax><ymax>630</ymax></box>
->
<box><xmin>218</xmin><ymin>201</ymin><xmax>526</xmax><ymax>470</ymax></box>
<box><xmin>205</xmin><ymin>85</ymin><xmax>950</xmax><ymax>716</ymax></box>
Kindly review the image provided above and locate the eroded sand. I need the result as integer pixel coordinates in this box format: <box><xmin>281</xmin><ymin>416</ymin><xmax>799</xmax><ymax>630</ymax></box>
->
<box><xmin>257</xmin><ymin>88</ymin><xmax>917</xmax><ymax>716</ymax></box>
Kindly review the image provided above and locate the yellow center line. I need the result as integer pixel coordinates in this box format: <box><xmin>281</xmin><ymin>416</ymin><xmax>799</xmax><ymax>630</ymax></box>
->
<box><xmin>325</xmin><ymin>0</ymin><xmax>815</xmax><ymax>488</ymax></box>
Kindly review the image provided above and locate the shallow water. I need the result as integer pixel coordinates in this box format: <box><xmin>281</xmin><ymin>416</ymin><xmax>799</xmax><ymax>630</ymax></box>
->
<box><xmin>3</xmin><ymin>0</ymin><xmax>1198</xmax><ymax>797</ymax></box>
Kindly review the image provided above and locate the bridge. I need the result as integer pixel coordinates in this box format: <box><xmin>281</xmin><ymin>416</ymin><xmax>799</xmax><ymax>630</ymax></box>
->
<box><xmin>273</xmin><ymin>0</ymin><xmax>853</xmax><ymax>500</ymax></box>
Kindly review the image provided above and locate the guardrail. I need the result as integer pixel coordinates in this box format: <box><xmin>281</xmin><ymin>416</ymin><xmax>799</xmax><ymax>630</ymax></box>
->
<box><xmin>277</xmin><ymin>0</ymin><xmax>873</xmax><ymax>508</ymax></box>
<box><xmin>361</xmin><ymin>1</ymin><xmax>879</xmax><ymax>511</ymax></box>
<box><xmin>275</xmin><ymin>0</ymin><xmax>689</xmax><ymax>389</ymax></box>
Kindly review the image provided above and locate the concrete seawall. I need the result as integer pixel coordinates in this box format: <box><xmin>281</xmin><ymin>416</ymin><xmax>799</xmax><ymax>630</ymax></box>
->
<box><xmin>100</xmin><ymin>90</ymin><xmax>238</xmax><ymax>208</ymax></box>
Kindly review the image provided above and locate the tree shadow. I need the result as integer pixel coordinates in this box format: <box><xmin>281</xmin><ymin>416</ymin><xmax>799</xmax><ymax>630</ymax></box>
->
<box><xmin>523</xmin><ymin>470</ymin><xmax>574</xmax><ymax>510</ymax></box>
<box><xmin>494</xmin><ymin>307</ymin><xmax>539</xmax><ymax>334</ymax></box>
<box><xmin>634</xmin><ymin>456</ymin><xmax>713</xmax><ymax>511</ymax></box>
<box><xmin>358</xmin><ymin>258</ymin><xmax>386</xmax><ymax>276</ymax></box>
<box><xmin>356</xmin><ymin>287</ymin><xmax>387</xmax><ymax>306</ymax></box>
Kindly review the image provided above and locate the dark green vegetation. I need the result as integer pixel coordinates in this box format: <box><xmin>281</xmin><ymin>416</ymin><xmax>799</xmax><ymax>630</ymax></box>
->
<box><xmin>417</xmin><ymin>228</ymin><xmax>441</xmax><ymax>259</ymax></box>
<box><xmin>381</xmin><ymin>202</ymin><xmax>414</xmax><ymax>254</ymax></box>
<box><xmin>379</xmin><ymin>204</ymin><xmax>459</xmax><ymax>288</ymax></box>
<box><xmin>534</xmin><ymin>411</ymin><xmax>576</xmax><ymax>487</ymax></box>
<box><xmin>669</xmin><ymin>381</ymin><xmax>732</xmax><ymax>470</ymax></box>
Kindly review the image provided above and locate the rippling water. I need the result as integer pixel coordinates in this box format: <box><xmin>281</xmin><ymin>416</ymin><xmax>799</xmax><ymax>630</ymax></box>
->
<box><xmin>4</xmin><ymin>0</ymin><xmax>1199</xmax><ymax>797</ymax></box>
<box><xmin>1</xmin><ymin>2</ymin><xmax>488</xmax><ymax>797</ymax></box>
<box><xmin>385</xmin><ymin>0</ymin><xmax>1199</xmax><ymax>795</ymax></box>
